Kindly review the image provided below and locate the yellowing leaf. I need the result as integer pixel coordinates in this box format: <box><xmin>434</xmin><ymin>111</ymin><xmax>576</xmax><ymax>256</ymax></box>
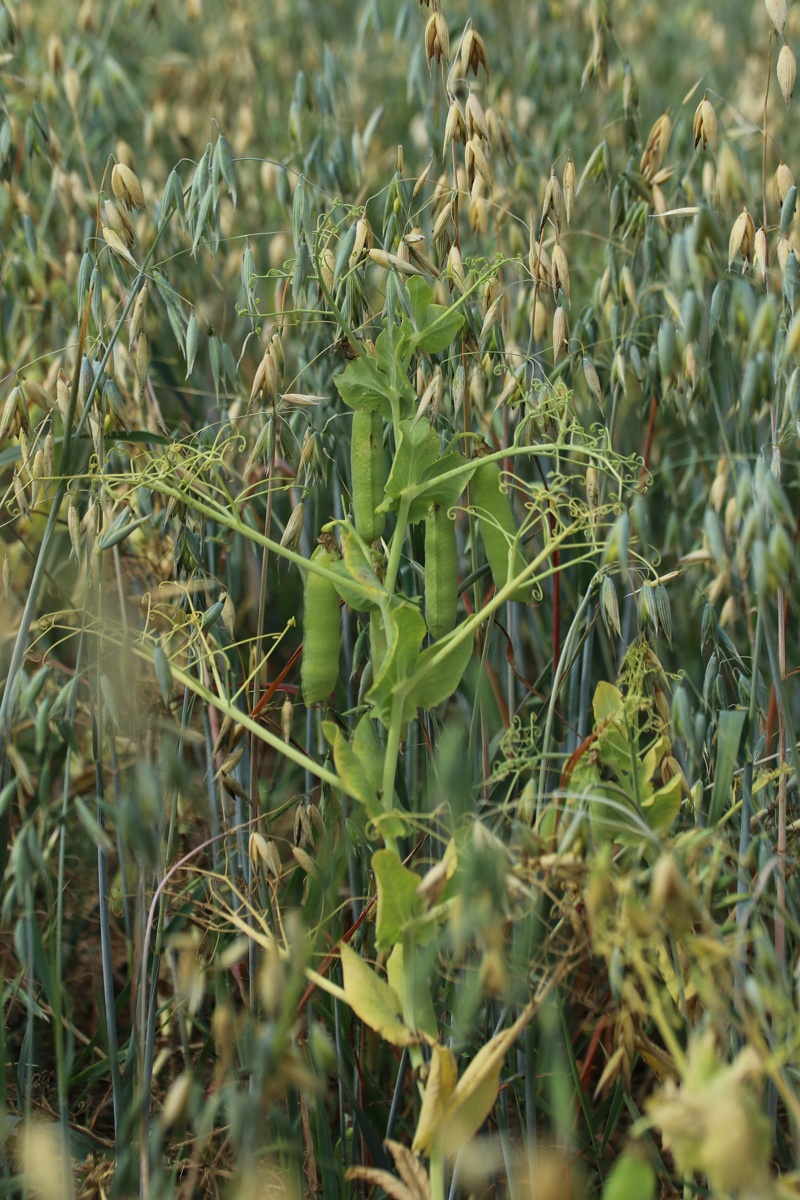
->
<box><xmin>339</xmin><ymin>943</ymin><xmax>417</xmax><ymax>1047</ymax></box>
<box><xmin>387</xmin><ymin>944</ymin><xmax>439</xmax><ymax>1041</ymax></box>
<box><xmin>413</xmin><ymin>1045</ymin><xmax>459</xmax><ymax>1154</ymax></box>
<box><xmin>414</xmin><ymin>1001</ymin><xmax>537</xmax><ymax>1158</ymax></box>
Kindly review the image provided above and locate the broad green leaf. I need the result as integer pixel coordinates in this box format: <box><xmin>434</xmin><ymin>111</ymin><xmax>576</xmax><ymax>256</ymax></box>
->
<box><xmin>592</xmin><ymin>681</ymin><xmax>631</xmax><ymax>770</ymax></box>
<box><xmin>366</xmin><ymin>602</ymin><xmax>427</xmax><ymax>727</ymax></box>
<box><xmin>405</xmin><ymin>450</ymin><xmax>474</xmax><ymax>524</ymax></box>
<box><xmin>379</xmin><ymin>418</ymin><xmax>441</xmax><ymax>517</ymax></box>
<box><xmin>323</xmin><ymin>719</ymin><xmax>379</xmax><ymax>809</ymax></box>
<box><xmin>323</xmin><ymin>718</ymin><xmax>409</xmax><ymax>839</ymax></box>
<box><xmin>405</xmin><ymin>276</ymin><xmax>466</xmax><ymax>354</ymax></box>
<box><xmin>402</xmin><ymin>628</ymin><xmax>474</xmax><ymax>722</ymax></box>
<box><xmin>373</xmin><ymin>849</ymin><xmax>425</xmax><ymax>950</ymax></box>
<box><xmin>415</xmin><ymin>307</ymin><xmax>465</xmax><ymax>355</ymax></box>
<box><xmin>408</xmin><ymin>276</ymin><xmax>434</xmax><ymax>328</ymax></box>
<box><xmin>334</xmin><ymin>355</ymin><xmax>394</xmax><ymax>416</ymax></box>
<box><xmin>334</xmin><ymin>328</ymin><xmax>414</xmax><ymax>417</ymax></box>
<box><xmin>602</xmin><ymin>1154</ymin><xmax>656</xmax><ymax>1200</ymax></box>
<box><xmin>387</xmin><ymin>942</ymin><xmax>439</xmax><ymax>1040</ymax></box>
<box><xmin>339</xmin><ymin>943</ymin><xmax>417</xmax><ymax>1047</ymax></box>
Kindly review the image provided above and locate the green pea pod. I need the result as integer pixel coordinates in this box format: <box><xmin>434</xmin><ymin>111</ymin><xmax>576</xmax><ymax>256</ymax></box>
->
<box><xmin>351</xmin><ymin>408</ymin><xmax>386</xmax><ymax>544</ymax></box>
<box><xmin>424</xmin><ymin>501</ymin><xmax>458</xmax><ymax>640</ymax></box>
<box><xmin>472</xmin><ymin>459</ymin><xmax>530</xmax><ymax>603</ymax></box>
<box><xmin>301</xmin><ymin>539</ymin><xmax>341</xmax><ymax>706</ymax></box>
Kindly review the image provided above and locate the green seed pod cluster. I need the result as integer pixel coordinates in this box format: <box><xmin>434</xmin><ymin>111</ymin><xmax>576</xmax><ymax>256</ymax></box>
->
<box><xmin>351</xmin><ymin>408</ymin><xmax>386</xmax><ymax>544</ymax></box>
<box><xmin>424</xmin><ymin>501</ymin><xmax>458</xmax><ymax>639</ymax></box>
<box><xmin>301</xmin><ymin>537</ymin><xmax>341</xmax><ymax>706</ymax></box>
<box><xmin>472</xmin><ymin>458</ymin><xmax>530</xmax><ymax>603</ymax></box>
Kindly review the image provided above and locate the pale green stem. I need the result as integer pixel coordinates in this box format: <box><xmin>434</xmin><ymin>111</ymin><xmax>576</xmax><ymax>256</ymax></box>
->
<box><xmin>385</xmin><ymin>496</ymin><xmax>412</xmax><ymax>596</ymax></box>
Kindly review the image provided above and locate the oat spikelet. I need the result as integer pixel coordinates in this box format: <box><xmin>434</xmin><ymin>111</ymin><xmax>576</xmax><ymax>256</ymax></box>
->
<box><xmin>777</xmin><ymin>235</ymin><xmax>792</xmax><ymax>272</ymax></box>
<box><xmin>553</xmin><ymin>305</ymin><xmax>568</xmax><ymax>363</ymax></box>
<box><xmin>443</xmin><ymin>99</ymin><xmax>466</xmax><ymax>151</ymax></box>
<box><xmin>465</xmin><ymin>137</ymin><xmax>492</xmax><ymax>195</ymax></box>
<box><xmin>563</xmin><ymin>154</ymin><xmax>575</xmax><ymax>224</ymax></box>
<box><xmin>102</xmin><ymin>226</ymin><xmax>137</xmax><ymax>267</ymax></box>
<box><xmin>103</xmin><ymin>198</ymin><xmax>135</xmax><ymax>248</ymax></box>
<box><xmin>129</xmin><ymin>280</ymin><xmax>149</xmax><ymax>347</ymax></box>
<box><xmin>583</xmin><ymin>357</ymin><xmax>603</xmax><ymax>411</ymax></box>
<box><xmin>317</xmin><ymin>246</ymin><xmax>335</xmax><ymax>292</ymax></box>
<box><xmin>111</xmin><ymin>162</ymin><xmax>145</xmax><ymax>211</ymax></box>
<box><xmin>765</xmin><ymin>0</ymin><xmax>787</xmax><ymax>35</ymax></box>
<box><xmin>585</xmin><ymin>464</ymin><xmax>600</xmax><ymax>515</ymax></box>
<box><xmin>692</xmin><ymin>95</ymin><xmax>718</xmax><ymax>154</ymax></box>
<box><xmin>620</xmin><ymin>265</ymin><xmax>639</xmax><ymax>313</ymax></box>
<box><xmin>281</xmin><ymin>698</ymin><xmax>294</xmax><ymax>743</ymax></box>
<box><xmin>539</xmin><ymin>166</ymin><xmax>564</xmax><ymax>236</ymax></box>
<box><xmin>778</xmin><ymin>43</ymin><xmax>796</xmax><ymax>107</ymax></box>
<box><xmin>755</xmin><ymin>226</ymin><xmax>768</xmax><ymax>278</ymax></box>
<box><xmin>774</xmin><ymin>160</ymin><xmax>795</xmax><ymax>207</ymax></box>
<box><xmin>447</xmin><ymin>244</ymin><xmax>465</xmax><ymax>290</ymax></box>
<box><xmin>528</xmin><ymin>237</ymin><xmax>551</xmax><ymax>293</ymax></box>
<box><xmin>640</xmin><ymin>112</ymin><xmax>672</xmax><ymax>181</ymax></box>
<box><xmin>424</xmin><ymin>11</ymin><xmax>449</xmax><ymax>65</ymax></box>
<box><xmin>461</xmin><ymin>24</ymin><xmax>488</xmax><ymax>77</ymax></box>
<box><xmin>465</xmin><ymin>93</ymin><xmax>490</xmax><ymax>143</ymax></box>
<box><xmin>280</xmin><ymin>501</ymin><xmax>305</xmax><ymax>553</ymax></box>
<box><xmin>728</xmin><ymin>206</ymin><xmax>756</xmax><ymax>270</ymax></box>
<box><xmin>552</xmin><ymin>241</ymin><xmax>571</xmax><ymax>305</ymax></box>
<box><xmin>350</xmin><ymin>215</ymin><xmax>373</xmax><ymax>265</ymax></box>
<box><xmin>368</xmin><ymin>248</ymin><xmax>424</xmax><ymax>276</ymax></box>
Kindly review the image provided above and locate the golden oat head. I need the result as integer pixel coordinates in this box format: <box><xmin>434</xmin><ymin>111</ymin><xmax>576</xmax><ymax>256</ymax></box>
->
<box><xmin>443</xmin><ymin>99</ymin><xmax>466</xmax><ymax>152</ymax></box>
<box><xmin>765</xmin><ymin>0</ymin><xmax>787</xmax><ymax>35</ymax></box>
<box><xmin>778</xmin><ymin>43</ymin><xmax>796</xmax><ymax>107</ymax></box>
<box><xmin>465</xmin><ymin>93</ymin><xmax>489</xmax><ymax>143</ymax></box>
<box><xmin>425</xmin><ymin>11</ymin><xmax>449</xmax><ymax>66</ymax></box>
<box><xmin>774</xmin><ymin>160</ymin><xmax>795</xmax><ymax>207</ymax></box>
<box><xmin>552</xmin><ymin>241</ymin><xmax>571</xmax><ymax>306</ymax></box>
<box><xmin>111</xmin><ymin>161</ymin><xmax>145</xmax><ymax>211</ymax></box>
<box><xmin>539</xmin><ymin>166</ymin><xmax>564</xmax><ymax>237</ymax></box>
<box><xmin>755</xmin><ymin>226</ymin><xmax>769</xmax><ymax>275</ymax></box>
<box><xmin>692</xmin><ymin>95</ymin><xmax>718</xmax><ymax>155</ymax></box>
<box><xmin>640</xmin><ymin>112</ymin><xmax>672</xmax><ymax>181</ymax></box>
<box><xmin>553</xmin><ymin>305</ymin><xmax>568</xmax><ymax>364</ymax></box>
<box><xmin>461</xmin><ymin>25</ymin><xmax>488</xmax><ymax>77</ymax></box>
<box><xmin>563</xmin><ymin>154</ymin><xmax>575</xmax><ymax>224</ymax></box>
<box><xmin>728</xmin><ymin>207</ymin><xmax>755</xmax><ymax>269</ymax></box>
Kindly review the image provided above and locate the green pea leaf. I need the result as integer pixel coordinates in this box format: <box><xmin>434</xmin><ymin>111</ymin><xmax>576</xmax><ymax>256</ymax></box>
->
<box><xmin>322</xmin><ymin>717</ymin><xmax>409</xmax><ymax>839</ymax></box>
<box><xmin>406</xmin><ymin>450</ymin><xmax>474</xmax><ymax>524</ymax></box>
<box><xmin>602</xmin><ymin>1153</ymin><xmax>655</xmax><ymax>1200</ymax></box>
<box><xmin>379</xmin><ymin>418</ymin><xmax>441</xmax><ymax>518</ymax></box>
<box><xmin>366</xmin><ymin>602</ymin><xmax>427</xmax><ymax>728</ymax></box>
<box><xmin>404</xmin><ymin>276</ymin><xmax>466</xmax><ymax>355</ymax></box>
<box><xmin>387</xmin><ymin>942</ymin><xmax>439</xmax><ymax>1041</ymax></box>
<box><xmin>334</xmin><ymin>328</ymin><xmax>415</xmax><ymax>417</ymax></box>
<box><xmin>402</xmin><ymin>627</ymin><xmax>474</xmax><ymax>723</ymax></box>
<box><xmin>372</xmin><ymin>849</ymin><xmax>425</xmax><ymax>950</ymax></box>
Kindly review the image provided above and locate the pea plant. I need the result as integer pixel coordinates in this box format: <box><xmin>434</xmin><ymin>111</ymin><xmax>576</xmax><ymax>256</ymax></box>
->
<box><xmin>2</xmin><ymin>0</ymin><xmax>800</xmax><ymax>1196</ymax></box>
